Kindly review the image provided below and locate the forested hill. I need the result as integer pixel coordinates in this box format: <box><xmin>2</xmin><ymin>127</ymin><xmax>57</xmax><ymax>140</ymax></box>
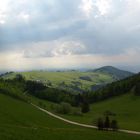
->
<box><xmin>0</xmin><ymin>66</ymin><xmax>134</xmax><ymax>93</ymax></box>
<box><xmin>92</xmin><ymin>66</ymin><xmax>134</xmax><ymax>80</ymax></box>
<box><xmin>0</xmin><ymin>75</ymin><xmax>89</xmax><ymax>107</ymax></box>
<box><xmin>89</xmin><ymin>72</ymin><xmax>140</xmax><ymax>103</ymax></box>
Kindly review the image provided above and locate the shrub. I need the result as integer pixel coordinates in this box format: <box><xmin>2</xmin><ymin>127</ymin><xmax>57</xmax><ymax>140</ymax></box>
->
<box><xmin>97</xmin><ymin>118</ymin><xmax>104</xmax><ymax>130</ymax></box>
<box><xmin>54</xmin><ymin>102</ymin><xmax>72</xmax><ymax>114</ymax></box>
<box><xmin>38</xmin><ymin>101</ymin><xmax>46</xmax><ymax>109</ymax></box>
<box><xmin>73</xmin><ymin>110</ymin><xmax>83</xmax><ymax>116</ymax></box>
<box><xmin>111</xmin><ymin>120</ymin><xmax>119</xmax><ymax>131</ymax></box>
<box><xmin>134</xmin><ymin>83</ymin><xmax>140</xmax><ymax>96</ymax></box>
<box><xmin>60</xmin><ymin>102</ymin><xmax>72</xmax><ymax>114</ymax></box>
<box><xmin>81</xmin><ymin>101</ymin><xmax>90</xmax><ymax>113</ymax></box>
<box><xmin>104</xmin><ymin>116</ymin><xmax>110</xmax><ymax>130</ymax></box>
<box><xmin>96</xmin><ymin>116</ymin><xmax>119</xmax><ymax>131</ymax></box>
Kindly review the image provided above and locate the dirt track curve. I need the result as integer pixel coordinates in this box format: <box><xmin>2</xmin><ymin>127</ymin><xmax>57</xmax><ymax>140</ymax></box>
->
<box><xmin>31</xmin><ymin>103</ymin><xmax>140</xmax><ymax>135</ymax></box>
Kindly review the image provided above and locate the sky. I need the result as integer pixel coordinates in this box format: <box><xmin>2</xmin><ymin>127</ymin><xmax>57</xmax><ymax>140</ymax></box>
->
<box><xmin>0</xmin><ymin>0</ymin><xmax>140</xmax><ymax>72</ymax></box>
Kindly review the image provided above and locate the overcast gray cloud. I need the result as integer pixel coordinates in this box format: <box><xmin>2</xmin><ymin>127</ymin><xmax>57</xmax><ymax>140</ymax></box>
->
<box><xmin>0</xmin><ymin>0</ymin><xmax>140</xmax><ymax>71</ymax></box>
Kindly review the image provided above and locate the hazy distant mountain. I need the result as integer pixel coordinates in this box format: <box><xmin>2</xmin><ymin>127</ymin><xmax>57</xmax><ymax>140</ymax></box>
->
<box><xmin>92</xmin><ymin>66</ymin><xmax>134</xmax><ymax>80</ymax></box>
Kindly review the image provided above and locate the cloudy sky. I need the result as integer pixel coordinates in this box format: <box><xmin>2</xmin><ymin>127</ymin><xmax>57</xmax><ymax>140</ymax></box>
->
<box><xmin>0</xmin><ymin>0</ymin><xmax>140</xmax><ymax>72</ymax></box>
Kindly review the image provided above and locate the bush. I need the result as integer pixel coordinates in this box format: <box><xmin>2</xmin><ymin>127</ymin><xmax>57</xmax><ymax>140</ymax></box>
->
<box><xmin>104</xmin><ymin>116</ymin><xmax>110</xmax><ymax>130</ymax></box>
<box><xmin>96</xmin><ymin>116</ymin><xmax>119</xmax><ymax>131</ymax></box>
<box><xmin>60</xmin><ymin>102</ymin><xmax>72</xmax><ymax>114</ymax></box>
<box><xmin>14</xmin><ymin>74</ymin><xmax>25</xmax><ymax>82</ymax></box>
<box><xmin>73</xmin><ymin>110</ymin><xmax>83</xmax><ymax>116</ymax></box>
<box><xmin>38</xmin><ymin>101</ymin><xmax>46</xmax><ymax>109</ymax></box>
<box><xmin>54</xmin><ymin>102</ymin><xmax>72</xmax><ymax>114</ymax></box>
<box><xmin>81</xmin><ymin>101</ymin><xmax>90</xmax><ymax>113</ymax></box>
<box><xmin>97</xmin><ymin>118</ymin><xmax>104</xmax><ymax>130</ymax></box>
<box><xmin>134</xmin><ymin>83</ymin><xmax>140</xmax><ymax>96</ymax></box>
<box><xmin>111</xmin><ymin>120</ymin><xmax>119</xmax><ymax>131</ymax></box>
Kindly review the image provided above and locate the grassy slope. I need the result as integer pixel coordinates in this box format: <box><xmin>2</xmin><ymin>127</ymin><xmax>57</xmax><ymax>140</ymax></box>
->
<box><xmin>22</xmin><ymin>87</ymin><xmax>140</xmax><ymax>131</ymax></box>
<box><xmin>0</xmin><ymin>94</ymin><xmax>140</xmax><ymax>140</ymax></box>
<box><xmin>3</xmin><ymin>71</ymin><xmax>113</xmax><ymax>91</ymax></box>
<box><xmin>0</xmin><ymin>94</ymin><xmax>139</xmax><ymax>140</ymax></box>
<box><xmin>59</xmin><ymin>93</ymin><xmax>140</xmax><ymax>131</ymax></box>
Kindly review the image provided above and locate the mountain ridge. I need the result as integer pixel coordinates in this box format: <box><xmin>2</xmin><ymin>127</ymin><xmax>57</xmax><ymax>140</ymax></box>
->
<box><xmin>91</xmin><ymin>66</ymin><xmax>134</xmax><ymax>80</ymax></box>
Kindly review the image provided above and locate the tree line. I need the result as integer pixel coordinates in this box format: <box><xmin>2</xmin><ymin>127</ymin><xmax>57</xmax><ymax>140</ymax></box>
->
<box><xmin>0</xmin><ymin>74</ymin><xmax>90</xmax><ymax>113</ymax></box>
<box><xmin>88</xmin><ymin>73</ymin><xmax>140</xmax><ymax>103</ymax></box>
<box><xmin>97</xmin><ymin>116</ymin><xmax>118</xmax><ymax>131</ymax></box>
<box><xmin>0</xmin><ymin>72</ymin><xmax>140</xmax><ymax>115</ymax></box>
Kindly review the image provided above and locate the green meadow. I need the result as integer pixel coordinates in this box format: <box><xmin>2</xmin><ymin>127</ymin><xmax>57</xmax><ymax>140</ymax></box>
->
<box><xmin>58</xmin><ymin>93</ymin><xmax>140</xmax><ymax>131</ymax></box>
<box><xmin>21</xmin><ymin>90</ymin><xmax>140</xmax><ymax>132</ymax></box>
<box><xmin>3</xmin><ymin>71</ymin><xmax>113</xmax><ymax>91</ymax></box>
<box><xmin>1</xmin><ymin>70</ymin><xmax>140</xmax><ymax>139</ymax></box>
<box><xmin>0</xmin><ymin>93</ymin><xmax>140</xmax><ymax>140</ymax></box>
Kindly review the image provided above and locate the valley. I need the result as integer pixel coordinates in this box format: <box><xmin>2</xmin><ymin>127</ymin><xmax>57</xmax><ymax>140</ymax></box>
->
<box><xmin>0</xmin><ymin>93</ymin><xmax>140</xmax><ymax>140</ymax></box>
<box><xmin>1</xmin><ymin>66</ymin><xmax>133</xmax><ymax>93</ymax></box>
<box><xmin>0</xmin><ymin>66</ymin><xmax>139</xmax><ymax>140</ymax></box>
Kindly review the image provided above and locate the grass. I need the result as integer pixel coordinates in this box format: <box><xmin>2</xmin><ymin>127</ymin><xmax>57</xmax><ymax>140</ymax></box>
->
<box><xmin>24</xmin><ymin>89</ymin><xmax>140</xmax><ymax>132</ymax></box>
<box><xmin>58</xmin><ymin>93</ymin><xmax>140</xmax><ymax>131</ymax></box>
<box><xmin>0</xmin><ymin>93</ymin><xmax>140</xmax><ymax>140</ymax></box>
<box><xmin>21</xmin><ymin>91</ymin><xmax>140</xmax><ymax>132</ymax></box>
<box><xmin>3</xmin><ymin>71</ymin><xmax>113</xmax><ymax>91</ymax></box>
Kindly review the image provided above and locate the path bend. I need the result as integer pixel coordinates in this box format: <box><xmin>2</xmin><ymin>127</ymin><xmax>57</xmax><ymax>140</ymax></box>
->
<box><xmin>31</xmin><ymin>103</ymin><xmax>140</xmax><ymax>135</ymax></box>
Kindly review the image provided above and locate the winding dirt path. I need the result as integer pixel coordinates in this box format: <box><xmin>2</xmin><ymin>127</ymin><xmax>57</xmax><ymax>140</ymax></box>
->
<box><xmin>31</xmin><ymin>103</ymin><xmax>140</xmax><ymax>135</ymax></box>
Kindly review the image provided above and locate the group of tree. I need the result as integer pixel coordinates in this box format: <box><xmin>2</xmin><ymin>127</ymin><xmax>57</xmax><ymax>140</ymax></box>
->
<box><xmin>0</xmin><ymin>77</ymin><xmax>28</xmax><ymax>102</ymax></box>
<box><xmin>88</xmin><ymin>73</ymin><xmax>140</xmax><ymax>103</ymax></box>
<box><xmin>1</xmin><ymin>72</ymin><xmax>140</xmax><ymax>115</ymax></box>
<box><xmin>25</xmin><ymin>79</ymin><xmax>90</xmax><ymax>113</ymax></box>
<box><xmin>134</xmin><ymin>82</ymin><xmax>140</xmax><ymax>96</ymax></box>
<box><xmin>51</xmin><ymin>102</ymin><xmax>72</xmax><ymax>114</ymax></box>
<box><xmin>97</xmin><ymin>116</ymin><xmax>118</xmax><ymax>131</ymax></box>
<box><xmin>0</xmin><ymin>71</ymin><xmax>14</xmax><ymax>77</ymax></box>
<box><xmin>24</xmin><ymin>72</ymin><xmax>140</xmax><ymax>106</ymax></box>
<box><xmin>80</xmin><ymin>94</ymin><xmax>90</xmax><ymax>113</ymax></box>
<box><xmin>0</xmin><ymin>74</ymin><xmax>91</xmax><ymax>114</ymax></box>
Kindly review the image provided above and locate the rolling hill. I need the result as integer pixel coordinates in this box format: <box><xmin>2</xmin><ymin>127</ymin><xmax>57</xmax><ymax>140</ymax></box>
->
<box><xmin>56</xmin><ymin>73</ymin><xmax>140</xmax><ymax>131</ymax></box>
<box><xmin>1</xmin><ymin>66</ymin><xmax>134</xmax><ymax>93</ymax></box>
<box><xmin>92</xmin><ymin>66</ymin><xmax>134</xmax><ymax>80</ymax></box>
<box><xmin>0</xmin><ymin>88</ymin><xmax>140</xmax><ymax>139</ymax></box>
<box><xmin>60</xmin><ymin>93</ymin><xmax>140</xmax><ymax>131</ymax></box>
<box><xmin>0</xmin><ymin>88</ymin><xmax>140</xmax><ymax>140</ymax></box>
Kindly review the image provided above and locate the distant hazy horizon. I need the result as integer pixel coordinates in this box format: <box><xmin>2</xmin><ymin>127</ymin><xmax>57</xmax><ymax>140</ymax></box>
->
<box><xmin>0</xmin><ymin>0</ymin><xmax>140</xmax><ymax>72</ymax></box>
<box><xmin>0</xmin><ymin>65</ymin><xmax>138</xmax><ymax>74</ymax></box>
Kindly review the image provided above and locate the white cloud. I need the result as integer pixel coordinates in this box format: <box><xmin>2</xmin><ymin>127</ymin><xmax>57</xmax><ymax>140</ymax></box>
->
<box><xmin>0</xmin><ymin>0</ymin><xmax>9</xmax><ymax>24</ymax></box>
<box><xmin>22</xmin><ymin>40</ymin><xmax>87</xmax><ymax>58</ymax></box>
<box><xmin>17</xmin><ymin>12</ymin><xmax>30</xmax><ymax>22</ymax></box>
<box><xmin>0</xmin><ymin>0</ymin><xmax>10</xmax><ymax>12</ymax></box>
<box><xmin>53</xmin><ymin>41</ymin><xmax>86</xmax><ymax>56</ymax></box>
<box><xmin>80</xmin><ymin>0</ymin><xmax>112</xmax><ymax>18</ymax></box>
<box><xmin>0</xmin><ymin>0</ymin><xmax>36</xmax><ymax>25</ymax></box>
<box><xmin>0</xmin><ymin>18</ymin><xmax>6</xmax><ymax>25</ymax></box>
<box><xmin>95</xmin><ymin>0</ymin><xmax>112</xmax><ymax>16</ymax></box>
<box><xmin>114</xmin><ymin>0</ymin><xmax>140</xmax><ymax>30</ymax></box>
<box><xmin>80</xmin><ymin>0</ymin><xmax>94</xmax><ymax>17</ymax></box>
<box><xmin>0</xmin><ymin>0</ymin><xmax>140</xmax><ymax>71</ymax></box>
<box><xmin>1</xmin><ymin>46</ymin><xmax>140</xmax><ymax>71</ymax></box>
